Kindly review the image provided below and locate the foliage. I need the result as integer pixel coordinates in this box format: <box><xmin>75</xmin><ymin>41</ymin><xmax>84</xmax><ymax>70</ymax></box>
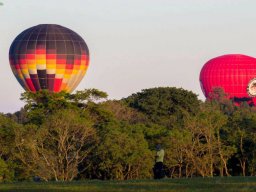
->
<box><xmin>227</xmin><ymin>104</ymin><xmax>256</xmax><ymax>176</ymax></box>
<box><xmin>2</xmin><ymin>87</ymin><xmax>256</xmax><ymax>180</ymax></box>
<box><xmin>15</xmin><ymin>109</ymin><xmax>97</xmax><ymax>181</ymax></box>
<box><xmin>79</xmin><ymin>102</ymin><xmax>154</xmax><ymax>180</ymax></box>
<box><xmin>20</xmin><ymin>89</ymin><xmax>108</xmax><ymax>125</ymax></box>
<box><xmin>207</xmin><ymin>87</ymin><xmax>235</xmax><ymax>115</ymax></box>
<box><xmin>123</xmin><ymin>87</ymin><xmax>200</xmax><ymax>128</ymax></box>
<box><xmin>0</xmin><ymin>114</ymin><xmax>19</xmax><ymax>182</ymax></box>
<box><xmin>95</xmin><ymin>122</ymin><xmax>153</xmax><ymax>180</ymax></box>
<box><xmin>0</xmin><ymin>158</ymin><xmax>14</xmax><ymax>182</ymax></box>
<box><xmin>104</xmin><ymin>100</ymin><xmax>148</xmax><ymax>124</ymax></box>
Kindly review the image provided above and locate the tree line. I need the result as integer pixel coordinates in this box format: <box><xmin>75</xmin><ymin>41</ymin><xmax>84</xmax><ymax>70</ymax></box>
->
<box><xmin>1</xmin><ymin>87</ymin><xmax>256</xmax><ymax>182</ymax></box>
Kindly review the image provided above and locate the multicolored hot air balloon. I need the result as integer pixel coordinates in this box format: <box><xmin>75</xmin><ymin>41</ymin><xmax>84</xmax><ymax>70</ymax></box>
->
<box><xmin>200</xmin><ymin>54</ymin><xmax>256</xmax><ymax>105</ymax></box>
<box><xmin>9</xmin><ymin>24</ymin><xmax>89</xmax><ymax>93</ymax></box>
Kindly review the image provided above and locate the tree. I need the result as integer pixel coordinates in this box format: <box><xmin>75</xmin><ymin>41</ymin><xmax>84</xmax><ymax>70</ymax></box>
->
<box><xmin>0</xmin><ymin>114</ymin><xmax>17</xmax><ymax>158</ymax></box>
<box><xmin>123</xmin><ymin>87</ymin><xmax>200</xmax><ymax>128</ymax></box>
<box><xmin>7</xmin><ymin>86</ymin><xmax>256</xmax><ymax>180</ymax></box>
<box><xmin>15</xmin><ymin>109</ymin><xmax>97</xmax><ymax>181</ymax></box>
<box><xmin>227</xmin><ymin>104</ymin><xmax>256</xmax><ymax>176</ymax></box>
<box><xmin>208</xmin><ymin>87</ymin><xmax>235</xmax><ymax>115</ymax></box>
<box><xmin>164</xmin><ymin>103</ymin><xmax>234</xmax><ymax>178</ymax></box>
<box><xmin>0</xmin><ymin>114</ymin><xmax>17</xmax><ymax>182</ymax></box>
<box><xmin>202</xmin><ymin>102</ymin><xmax>236</xmax><ymax>176</ymax></box>
<box><xmin>104</xmin><ymin>100</ymin><xmax>148</xmax><ymax>124</ymax></box>
<box><xmin>0</xmin><ymin>158</ymin><xmax>14</xmax><ymax>182</ymax></box>
<box><xmin>164</xmin><ymin>128</ymin><xmax>192</xmax><ymax>178</ymax></box>
<box><xmin>84</xmin><ymin>120</ymin><xmax>153</xmax><ymax>180</ymax></box>
<box><xmin>20</xmin><ymin>89</ymin><xmax>107</xmax><ymax>125</ymax></box>
<box><xmin>103</xmin><ymin>100</ymin><xmax>169</xmax><ymax>150</ymax></box>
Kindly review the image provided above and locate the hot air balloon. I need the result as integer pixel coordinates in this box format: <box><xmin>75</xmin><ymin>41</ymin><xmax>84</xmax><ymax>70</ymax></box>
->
<box><xmin>200</xmin><ymin>54</ymin><xmax>256</xmax><ymax>105</ymax></box>
<box><xmin>9</xmin><ymin>24</ymin><xmax>89</xmax><ymax>93</ymax></box>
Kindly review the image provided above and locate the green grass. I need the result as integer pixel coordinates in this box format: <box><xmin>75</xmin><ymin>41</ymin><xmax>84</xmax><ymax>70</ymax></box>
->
<box><xmin>1</xmin><ymin>177</ymin><xmax>256</xmax><ymax>192</ymax></box>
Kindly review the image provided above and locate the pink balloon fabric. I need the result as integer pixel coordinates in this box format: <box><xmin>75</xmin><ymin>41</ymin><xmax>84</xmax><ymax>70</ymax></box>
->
<box><xmin>200</xmin><ymin>54</ymin><xmax>256</xmax><ymax>105</ymax></box>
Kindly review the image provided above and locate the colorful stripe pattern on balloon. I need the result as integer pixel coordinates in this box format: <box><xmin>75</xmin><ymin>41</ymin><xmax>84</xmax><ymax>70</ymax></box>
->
<box><xmin>9</xmin><ymin>24</ymin><xmax>89</xmax><ymax>93</ymax></box>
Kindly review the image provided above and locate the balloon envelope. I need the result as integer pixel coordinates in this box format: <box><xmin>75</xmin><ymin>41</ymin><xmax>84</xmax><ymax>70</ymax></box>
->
<box><xmin>9</xmin><ymin>24</ymin><xmax>89</xmax><ymax>93</ymax></box>
<box><xmin>200</xmin><ymin>54</ymin><xmax>256</xmax><ymax>105</ymax></box>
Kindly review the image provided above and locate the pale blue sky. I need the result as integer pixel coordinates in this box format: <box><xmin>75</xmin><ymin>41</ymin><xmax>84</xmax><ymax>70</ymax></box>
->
<box><xmin>1</xmin><ymin>0</ymin><xmax>256</xmax><ymax>112</ymax></box>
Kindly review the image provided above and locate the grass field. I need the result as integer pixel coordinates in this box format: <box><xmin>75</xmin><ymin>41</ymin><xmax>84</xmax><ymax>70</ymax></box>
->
<box><xmin>1</xmin><ymin>177</ymin><xmax>256</xmax><ymax>192</ymax></box>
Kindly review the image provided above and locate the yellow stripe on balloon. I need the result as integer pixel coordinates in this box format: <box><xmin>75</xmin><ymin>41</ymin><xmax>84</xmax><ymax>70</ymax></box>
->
<box><xmin>56</xmin><ymin>68</ymin><xmax>65</xmax><ymax>73</ymax></box>
<box><xmin>46</xmin><ymin>64</ymin><xmax>56</xmax><ymax>69</ymax></box>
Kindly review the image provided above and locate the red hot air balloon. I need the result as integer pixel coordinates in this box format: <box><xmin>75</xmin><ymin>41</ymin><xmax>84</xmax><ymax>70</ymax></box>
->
<box><xmin>9</xmin><ymin>24</ymin><xmax>89</xmax><ymax>93</ymax></box>
<box><xmin>200</xmin><ymin>54</ymin><xmax>256</xmax><ymax>105</ymax></box>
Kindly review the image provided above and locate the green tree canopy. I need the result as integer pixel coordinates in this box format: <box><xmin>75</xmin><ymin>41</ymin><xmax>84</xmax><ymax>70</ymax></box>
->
<box><xmin>123</xmin><ymin>87</ymin><xmax>201</xmax><ymax>128</ymax></box>
<box><xmin>20</xmin><ymin>89</ymin><xmax>108</xmax><ymax>125</ymax></box>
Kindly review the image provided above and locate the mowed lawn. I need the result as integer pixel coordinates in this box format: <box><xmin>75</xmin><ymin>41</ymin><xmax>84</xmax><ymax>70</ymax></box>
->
<box><xmin>1</xmin><ymin>177</ymin><xmax>256</xmax><ymax>192</ymax></box>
